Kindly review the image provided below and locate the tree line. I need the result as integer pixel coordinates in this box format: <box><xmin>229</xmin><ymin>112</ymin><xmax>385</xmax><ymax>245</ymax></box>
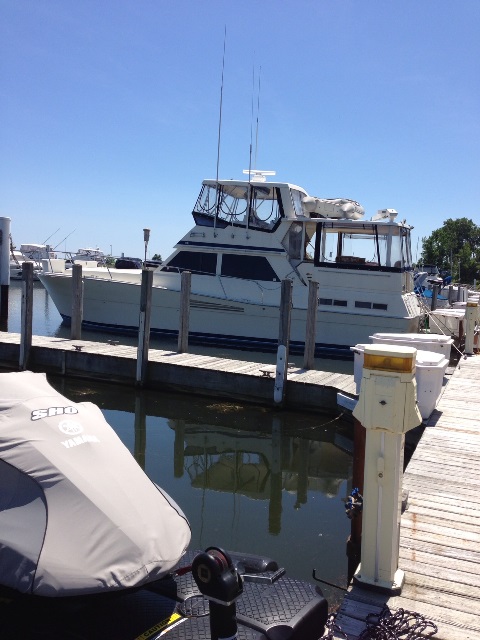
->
<box><xmin>420</xmin><ymin>218</ymin><xmax>480</xmax><ymax>284</ymax></box>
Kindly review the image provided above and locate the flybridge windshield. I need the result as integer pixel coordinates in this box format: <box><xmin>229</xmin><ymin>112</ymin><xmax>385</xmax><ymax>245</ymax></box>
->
<box><xmin>192</xmin><ymin>182</ymin><xmax>283</xmax><ymax>231</ymax></box>
<box><xmin>313</xmin><ymin>221</ymin><xmax>413</xmax><ymax>270</ymax></box>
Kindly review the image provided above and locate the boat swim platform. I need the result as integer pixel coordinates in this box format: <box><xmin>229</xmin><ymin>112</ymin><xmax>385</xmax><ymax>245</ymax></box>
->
<box><xmin>0</xmin><ymin>332</ymin><xmax>357</xmax><ymax>413</ymax></box>
<box><xmin>335</xmin><ymin>353</ymin><xmax>480</xmax><ymax>640</ymax></box>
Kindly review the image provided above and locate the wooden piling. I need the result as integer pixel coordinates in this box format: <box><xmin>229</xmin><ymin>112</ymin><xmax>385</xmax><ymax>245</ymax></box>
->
<box><xmin>347</xmin><ymin>417</ymin><xmax>366</xmax><ymax>583</ymax></box>
<box><xmin>177</xmin><ymin>270</ymin><xmax>191</xmax><ymax>353</ymax></box>
<box><xmin>274</xmin><ymin>279</ymin><xmax>293</xmax><ymax>406</ymax></box>
<box><xmin>303</xmin><ymin>280</ymin><xmax>318</xmax><ymax>369</ymax></box>
<box><xmin>19</xmin><ymin>262</ymin><xmax>34</xmax><ymax>370</ymax></box>
<box><xmin>278</xmin><ymin>279</ymin><xmax>293</xmax><ymax>353</ymax></box>
<box><xmin>431</xmin><ymin>283</ymin><xmax>439</xmax><ymax>310</ymax></box>
<box><xmin>0</xmin><ymin>216</ymin><xmax>11</xmax><ymax>323</ymax></box>
<box><xmin>71</xmin><ymin>264</ymin><xmax>83</xmax><ymax>340</ymax></box>
<box><xmin>136</xmin><ymin>269</ymin><xmax>153</xmax><ymax>386</ymax></box>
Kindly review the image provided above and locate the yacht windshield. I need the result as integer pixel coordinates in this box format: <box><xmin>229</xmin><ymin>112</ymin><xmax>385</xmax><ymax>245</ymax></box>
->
<box><xmin>192</xmin><ymin>182</ymin><xmax>283</xmax><ymax>231</ymax></box>
<box><xmin>314</xmin><ymin>221</ymin><xmax>412</xmax><ymax>270</ymax></box>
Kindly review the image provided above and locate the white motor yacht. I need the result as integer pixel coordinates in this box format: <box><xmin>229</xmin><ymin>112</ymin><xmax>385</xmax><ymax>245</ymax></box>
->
<box><xmin>39</xmin><ymin>171</ymin><xmax>423</xmax><ymax>357</ymax></box>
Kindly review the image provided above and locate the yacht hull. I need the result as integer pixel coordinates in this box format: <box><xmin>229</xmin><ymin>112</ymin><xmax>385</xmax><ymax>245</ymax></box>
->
<box><xmin>40</xmin><ymin>272</ymin><xmax>420</xmax><ymax>358</ymax></box>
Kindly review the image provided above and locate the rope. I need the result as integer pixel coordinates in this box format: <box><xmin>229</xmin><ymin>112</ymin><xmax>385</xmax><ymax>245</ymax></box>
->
<box><xmin>319</xmin><ymin>607</ymin><xmax>438</xmax><ymax>640</ymax></box>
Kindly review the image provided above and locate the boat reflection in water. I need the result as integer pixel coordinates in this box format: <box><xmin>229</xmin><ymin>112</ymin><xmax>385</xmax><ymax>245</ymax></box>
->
<box><xmin>50</xmin><ymin>376</ymin><xmax>353</xmax><ymax>606</ymax></box>
<box><xmin>180</xmin><ymin>423</ymin><xmax>351</xmax><ymax>537</ymax></box>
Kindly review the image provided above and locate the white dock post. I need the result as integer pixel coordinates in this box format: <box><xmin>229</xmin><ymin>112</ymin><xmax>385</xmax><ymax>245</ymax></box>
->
<box><xmin>19</xmin><ymin>262</ymin><xmax>34</xmax><ymax>370</ymax></box>
<box><xmin>274</xmin><ymin>279</ymin><xmax>293</xmax><ymax>406</ymax></box>
<box><xmin>71</xmin><ymin>264</ymin><xmax>83</xmax><ymax>340</ymax></box>
<box><xmin>136</xmin><ymin>269</ymin><xmax>153</xmax><ymax>386</ymax></box>
<box><xmin>0</xmin><ymin>216</ymin><xmax>11</xmax><ymax>324</ymax></box>
<box><xmin>352</xmin><ymin>344</ymin><xmax>422</xmax><ymax>594</ymax></box>
<box><xmin>464</xmin><ymin>301</ymin><xmax>478</xmax><ymax>356</ymax></box>
<box><xmin>177</xmin><ymin>270</ymin><xmax>191</xmax><ymax>353</ymax></box>
<box><xmin>303</xmin><ymin>280</ymin><xmax>318</xmax><ymax>369</ymax></box>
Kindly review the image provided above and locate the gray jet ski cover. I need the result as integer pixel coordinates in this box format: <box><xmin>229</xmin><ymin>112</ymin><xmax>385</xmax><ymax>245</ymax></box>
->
<box><xmin>0</xmin><ymin>371</ymin><xmax>191</xmax><ymax>596</ymax></box>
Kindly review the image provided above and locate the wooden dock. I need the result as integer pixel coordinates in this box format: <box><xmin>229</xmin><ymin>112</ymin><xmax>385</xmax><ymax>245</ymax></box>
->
<box><xmin>0</xmin><ymin>331</ymin><xmax>357</xmax><ymax>413</ymax></box>
<box><xmin>335</xmin><ymin>353</ymin><xmax>480</xmax><ymax>640</ymax></box>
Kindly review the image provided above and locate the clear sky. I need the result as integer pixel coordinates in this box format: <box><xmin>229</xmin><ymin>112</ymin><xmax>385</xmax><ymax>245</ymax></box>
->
<box><xmin>1</xmin><ymin>0</ymin><xmax>479</xmax><ymax>263</ymax></box>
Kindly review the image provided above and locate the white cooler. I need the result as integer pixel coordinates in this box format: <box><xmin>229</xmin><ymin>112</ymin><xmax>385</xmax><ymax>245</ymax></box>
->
<box><xmin>415</xmin><ymin>350</ymin><xmax>449</xmax><ymax>419</ymax></box>
<box><xmin>370</xmin><ymin>332</ymin><xmax>453</xmax><ymax>360</ymax></box>
<box><xmin>351</xmin><ymin>344</ymin><xmax>448</xmax><ymax>419</ymax></box>
<box><xmin>429</xmin><ymin>309</ymin><xmax>464</xmax><ymax>336</ymax></box>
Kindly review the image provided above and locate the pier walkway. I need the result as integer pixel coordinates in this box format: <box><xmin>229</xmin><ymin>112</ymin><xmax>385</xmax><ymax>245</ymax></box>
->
<box><xmin>0</xmin><ymin>332</ymin><xmax>356</xmax><ymax>413</ymax></box>
<box><xmin>335</xmin><ymin>353</ymin><xmax>480</xmax><ymax>640</ymax></box>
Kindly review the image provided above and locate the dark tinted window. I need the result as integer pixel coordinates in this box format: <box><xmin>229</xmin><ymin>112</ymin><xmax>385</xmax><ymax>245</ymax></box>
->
<box><xmin>115</xmin><ymin>257</ymin><xmax>142</xmax><ymax>269</ymax></box>
<box><xmin>162</xmin><ymin>251</ymin><xmax>217</xmax><ymax>275</ymax></box>
<box><xmin>221</xmin><ymin>254</ymin><xmax>279</xmax><ymax>281</ymax></box>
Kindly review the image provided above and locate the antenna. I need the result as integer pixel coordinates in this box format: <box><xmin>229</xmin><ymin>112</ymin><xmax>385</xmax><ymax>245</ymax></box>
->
<box><xmin>43</xmin><ymin>227</ymin><xmax>61</xmax><ymax>245</ymax></box>
<box><xmin>254</xmin><ymin>66</ymin><xmax>261</xmax><ymax>171</ymax></box>
<box><xmin>245</xmin><ymin>63</ymin><xmax>256</xmax><ymax>230</ymax></box>
<box><xmin>214</xmin><ymin>26</ymin><xmax>227</xmax><ymax>233</ymax></box>
<box><xmin>53</xmin><ymin>229</ymin><xmax>76</xmax><ymax>250</ymax></box>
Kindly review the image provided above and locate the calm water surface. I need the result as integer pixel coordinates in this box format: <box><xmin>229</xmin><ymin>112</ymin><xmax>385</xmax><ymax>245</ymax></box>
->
<box><xmin>5</xmin><ymin>281</ymin><xmax>355</xmax><ymax>606</ymax></box>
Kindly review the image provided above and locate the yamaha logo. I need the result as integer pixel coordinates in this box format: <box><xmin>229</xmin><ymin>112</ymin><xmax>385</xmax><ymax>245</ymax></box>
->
<box><xmin>58</xmin><ymin>420</ymin><xmax>84</xmax><ymax>436</ymax></box>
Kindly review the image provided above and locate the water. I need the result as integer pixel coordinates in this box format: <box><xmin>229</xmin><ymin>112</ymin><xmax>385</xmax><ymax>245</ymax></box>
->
<box><xmin>3</xmin><ymin>281</ymin><xmax>355</xmax><ymax>607</ymax></box>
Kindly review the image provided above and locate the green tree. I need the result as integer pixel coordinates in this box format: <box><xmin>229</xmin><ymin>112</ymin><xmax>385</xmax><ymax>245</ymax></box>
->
<box><xmin>421</xmin><ymin>218</ymin><xmax>480</xmax><ymax>284</ymax></box>
<box><xmin>152</xmin><ymin>253</ymin><xmax>162</xmax><ymax>262</ymax></box>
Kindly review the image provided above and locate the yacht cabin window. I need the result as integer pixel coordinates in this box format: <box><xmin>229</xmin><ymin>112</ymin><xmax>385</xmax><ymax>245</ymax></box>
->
<box><xmin>162</xmin><ymin>251</ymin><xmax>217</xmax><ymax>275</ymax></box>
<box><xmin>221</xmin><ymin>254</ymin><xmax>279</xmax><ymax>281</ymax></box>
<box><xmin>313</xmin><ymin>222</ymin><xmax>412</xmax><ymax>271</ymax></box>
<box><xmin>192</xmin><ymin>183</ymin><xmax>283</xmax><ymax>231</ymax></box>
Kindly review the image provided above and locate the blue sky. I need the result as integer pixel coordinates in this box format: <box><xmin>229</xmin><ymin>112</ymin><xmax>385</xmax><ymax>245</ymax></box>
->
<box><xmin>1</xmin><ymin>0</ymin><xmax>479</xmax><ymax>263</ymax></box>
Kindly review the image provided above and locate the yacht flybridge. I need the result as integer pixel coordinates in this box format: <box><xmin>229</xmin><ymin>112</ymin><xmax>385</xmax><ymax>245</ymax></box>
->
<box><xmin>39</xmin><ymin>171</ymin><xmax>423</xmax><ymax>357</ymax></box>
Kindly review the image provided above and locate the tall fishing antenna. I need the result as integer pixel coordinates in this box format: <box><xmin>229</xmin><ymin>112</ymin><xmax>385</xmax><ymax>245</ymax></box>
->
<box><xmin>43</xmin><ymin>227</ymin><xmax>61</xmax><ymax>245</ymax></box>
<box><xmin>246</xmin><ymin>64</ymin><xmax>256</xmax><ymax>231</ymax></box>
<box><xmin>254</xmin><ymin>66</ymin><xmax>261</xmax><ymax>171</ymax></box>
<box><xmin>214</xmin><ymin>26</ymin><xmax>227</xmax><ymax>233</ymax></box>
<box><xmin>53</xmin><ymin>229</ymin><xmax>76</xmax><ymax>250</ymax></box>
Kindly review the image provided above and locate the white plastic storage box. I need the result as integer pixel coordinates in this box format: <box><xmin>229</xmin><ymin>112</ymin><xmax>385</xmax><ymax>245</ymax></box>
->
<box><xmin>429</xmin><ymin>309</ymin><xmax>464</xmax><ymax>336</ymax></box>
<box><xmin>415</xmin><ymin>350</ymin><xmax>449</xmax><ymax>419</ymax></box>
<box><xmin>351</xmin><ymin>344</ymin><xmax>448</xmax><ymax>419</ymax></box>
<box><xmin>370</xmin><ymin>332</ymin><xmax>453</xmax><ymax>360</ymax></box>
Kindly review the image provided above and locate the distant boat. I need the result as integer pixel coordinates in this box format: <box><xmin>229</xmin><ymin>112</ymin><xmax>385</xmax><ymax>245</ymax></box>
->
<box><xmin>71</xmin><ymin>247</ymin><xmax>106</xmax><ymax>265</ymax></box>
<box><xmin>39</xmin><ymin>170</ymin><xmax>424</xmax><ymax>357</ymax></box>
<box><xmin>9</xmin><ymin>243</ymin><xmax>55</xmax><ymax>280</ymax></box>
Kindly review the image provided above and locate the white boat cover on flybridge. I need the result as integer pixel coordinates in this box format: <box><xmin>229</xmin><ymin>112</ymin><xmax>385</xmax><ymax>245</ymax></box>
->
<box><xmin>0</xmin><ymin>371</ymin><xmax>191</xmax><ymax>597</ymax></box>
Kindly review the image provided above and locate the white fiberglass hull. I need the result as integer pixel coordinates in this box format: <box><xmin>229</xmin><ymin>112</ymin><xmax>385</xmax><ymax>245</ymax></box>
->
<box><xmin>39</xmin><ymin>271</ymin><xmax>420</xmax><ymax>357</ymax></box>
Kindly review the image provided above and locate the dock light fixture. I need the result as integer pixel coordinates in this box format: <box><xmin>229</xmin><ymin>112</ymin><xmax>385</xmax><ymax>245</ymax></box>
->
<box><xmin>143</xmin><ymin>228</ymin><xmax>150</xmax><ymax>265</ymax></box>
